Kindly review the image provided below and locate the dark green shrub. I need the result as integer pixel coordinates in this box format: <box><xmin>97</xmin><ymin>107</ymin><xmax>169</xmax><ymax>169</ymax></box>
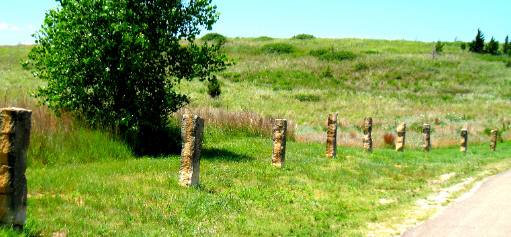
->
<box><xmin>202</xmin><ymin>33</ymin><xmax>227</xmax><ymax>45</ymax></box>
<box><xmin>292</xmin><ymin>34</ymin><xmax>315</xmax><ymax>40</ymax></box>
<box><xmin>506</xmin><ymin>61</ymin><xmax>511</xmax><ymax>68</ymax></box>
<box><xmin>207</xmin><ymin>78</ymin><xmax>221</xmax><ymax>98</ymax></box>
<box><xmin>28</xmin><ymin>0</ymin><xmax>228</xmax><ymax>156</ymax></box>
<box><xmin>294</xmin><ymin>94</ymin><xmax>321</xmax><ymax>102</ymax></box>
<box><xmin>460</xmin><ymin>43</ymin><xmax>467</xmax><ymax>50</ymax></box>
<box><xmin>255</xmin><ymin>36</ymin><xmax>273</xmax><ymax>41</ymax></box>
<box><xmin>354</xmin><ymin>62</ymin><xmax>368</xmax><ymax>71</ymax></box>
<box><xmin>435</xmin><ymin>41</ymin><xmax>445</xmax><ymax>54</ymax></box>
<box><xmin>485</xmin><ymin>37</ymin><xmax>500</xmax><ymax>55</ymax></box>
<box><xmin>261</xmin><ymin>43</ymin><xmax>296</xmax><ymax>54</ymax></box>
<box><xmin>310</xmin><ymin>48</ymin><xmax>356</xmax><ymax>61</ymax></box>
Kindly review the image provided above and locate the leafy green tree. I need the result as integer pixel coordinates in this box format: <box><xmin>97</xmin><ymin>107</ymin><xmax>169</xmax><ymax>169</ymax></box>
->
<box><xmin>485</xmin><ymin>37</ymin><xmax>500</xmax><ymax>55</ymax></box>
<box><xmin>504</xmin><ymin>35</ymin><xmax>510</xmax><ymax>55</ymax></box>
<box><xmin>28</xmin><ymin>0</ymin><xmax>229</xmax><ymax>155</ymax></box>
<box><xmin>469</xmin><ymin>29</ymin><xmax>485</xmax><ymax>53</ymax></box>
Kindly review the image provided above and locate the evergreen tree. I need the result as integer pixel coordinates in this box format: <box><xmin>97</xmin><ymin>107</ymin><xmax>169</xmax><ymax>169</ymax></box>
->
<box><xmin>485</xmin><ymin>37</ymin><xmax>499</xmax><ymax>55</ymax></box>
<box><xmin>504</xmin><ymin>35</ymin><xmax>510</xmax><ymax>55</ymax></box>
<box><xmin>469</xmin><ymin>29</ymin><xmax>485</xmax><ymax>53</ymax></box>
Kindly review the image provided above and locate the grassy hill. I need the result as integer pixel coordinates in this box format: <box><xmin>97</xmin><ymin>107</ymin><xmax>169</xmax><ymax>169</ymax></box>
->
<box><xmin>180</xmin><ymin>38</ymin><xmax>511</xmax><ymax>147</ymax></box>
<box><xmin>0</xmin><ymin>38</ymin><xmax>510</xmax><ymax>236</ymax></box>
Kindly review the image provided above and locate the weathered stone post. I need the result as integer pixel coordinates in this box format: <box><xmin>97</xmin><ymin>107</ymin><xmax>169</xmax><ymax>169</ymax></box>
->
<box><xmin>0</xmin><ymin>108</ymin><xmax>31</xmax><ymax>227</ymax></box>
<box><xmin>422</xmin><ymin>124</ymin><xmax>431</xmax><ymax>152</ymax></box>
<box><xmin>363</xmin><ymin>117</ymin><xmax>373</xmax><ymax>152</ymax></box>
<box><xmin>460</xmin><ymin>128</ymin><xmax>468</xmax><ymax>153</ymax></box>
<box><xmin>395</xmin><ymin>122</ymin><xmax>406</xmax><ymax>152</ymax></box>
<box><xmin>490</xmin><ymin>129</ymin><xmax>498</xmax><ymax>151</ymax></box>
<box><xmin>179</xmin><ymin>114</ymin><xmax>204</xmax><ymax>187</ymax></box>
<box><xmin>272</xmin><ymin>119</ymin><xmax>287</xmax><ymax>167</ymax></box>
<box><xmin>326</xmin><ymin>113</ymin><xmax>338</xmax><ymax>158</ymax></box>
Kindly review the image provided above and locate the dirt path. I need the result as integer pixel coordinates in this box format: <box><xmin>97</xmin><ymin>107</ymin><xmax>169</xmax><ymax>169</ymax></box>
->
<box><xmin>403</xmin><ymin>169</ymin><xmax>511</xmax><ymax>237</ymax></box>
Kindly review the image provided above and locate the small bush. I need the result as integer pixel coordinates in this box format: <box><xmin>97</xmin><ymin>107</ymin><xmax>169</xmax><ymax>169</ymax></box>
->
<box><xmin>506</xmin><ymin>61</ymin><xmax>511</xmax><ymax>68</ymax></box>
<box><xmin>294</xmin><ymin>94</ymin><xmax>321</xmax><ymax>102</ymax></box>
<box><xmin>261</xmin><ymin>43</ymin><xmax>296</xmax><ymax>54</ymax></box>
<box><xmin>310</xmin><ymin>48</ymin><xmax>356</xmax><ymax>61</ymax></box>
<box><xmin>460</xmin><ymin>43</ymin><xmax>467</xmax><ymax>51</ymax></box>
<box><xmin>383</xmin><ymin>133</ymin><xmax>395</xmax><ymax>147</ymax></box>
<box><xmin>202</xmin><ymin>33</ymin><xmax>227</xmax><ymax>45</ymax></box>
<box><xmin>485</xmin><ymin>37</ymin><xmax>499</xmax><ymax>55</ymax></box>
<box><xmin>292</xmin><ymin>34</ymin><xmax>315</xmax><ymax>40</ymax></box>
<box><xmin>207</xmin><ymin>78</ymin><xmax>221</xmax><ymax>98</ymax></box>
<box><xmin>435</xmin><ymin>41</ymin><xmax>445</xmax><ymax>54</ymax></box>
<box><xmin>255</xmin><ymin>36</ymin><xmax>273</xmax><ymax>41</ymax></box>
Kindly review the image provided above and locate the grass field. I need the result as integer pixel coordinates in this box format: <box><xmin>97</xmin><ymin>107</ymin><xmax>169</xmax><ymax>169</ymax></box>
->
<box><xmin>180</xmin><ymin>38</ymin><xmax>511</xmax><ymax>147</ymax></box>
<box><xmin>0</xmin><ymin>38</ymin><xmax>510</xmax><ymax>236</ymax></box>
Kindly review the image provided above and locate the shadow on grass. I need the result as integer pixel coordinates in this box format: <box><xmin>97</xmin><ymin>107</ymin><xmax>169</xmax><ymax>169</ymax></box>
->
<box><xmin>201</xmin><ymin>148</ymin><xmax>253</xmax><ymax>162</ymax></box>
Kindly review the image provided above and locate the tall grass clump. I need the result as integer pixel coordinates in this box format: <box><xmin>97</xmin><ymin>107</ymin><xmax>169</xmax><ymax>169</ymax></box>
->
<box><xmin>261</xmin><ymin>43</ymin><xmax>296</xmax><ymax>54</ymax></box>
<box><xmin>310</xmin><ymin>48</ymin><xmax>356</xmax><ymax>61</ymax></box>
<box><xmin>176</xmin><ymin>107</ymin><xmax>296</xmax><ymax>140</ymax></box>
<box><xmin>292</xmin><ymin>34</ymin><xmax>315</xmax><ymax>40</ymax></box>
<box><xmin>0</xmin><ymin>93</ymin><xmax>133</xmax><ymax>167</ymax></box>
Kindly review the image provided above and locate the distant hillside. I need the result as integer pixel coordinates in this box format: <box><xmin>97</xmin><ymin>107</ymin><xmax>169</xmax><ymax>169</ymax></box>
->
<box><xmin>180</xmin><ymin>38</ymin><xmax>511</xmax><ymax>147</ymax></box>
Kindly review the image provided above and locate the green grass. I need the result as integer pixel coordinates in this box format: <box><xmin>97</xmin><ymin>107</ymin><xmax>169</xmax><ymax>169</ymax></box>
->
<box><xmin>19</xmin><ymin>129</ymin><xmax>511</xmax><ymax>236</ymax></box>
<box><xmin>1</xmin><ymin>39</ymin><xmax>511</xmax><ymax>236</ymax></box>
<box><xmin>178</xmin><ymin>38</ymin><xmax>511</xmax><ymax>146</ymax></box>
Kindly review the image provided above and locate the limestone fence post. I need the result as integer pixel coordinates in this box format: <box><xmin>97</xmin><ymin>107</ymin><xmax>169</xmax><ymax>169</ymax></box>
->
<box><xmin>272</xmin><ymin>119</ymin><xmax>287</xmax><ymax>167</ymax></box>
<box><xmin>460</xmin><ymin>128</ymin><xmax>468</xmax><ymax>153</ymax></box>
<box><xmin>395</xmin><ymin>122</ymin><xmax>406</xmax><ymax>152</ymax></box>
<box><xmin>326</xmin><ymin>113</ymin><xmax>338</xmax><ymax>158</ymax></box>
<box><xmin>422</xmin><ymin>124</ymin><xmax>431</xmax><ymax>152</ymax></box>
<box><xmin>363</xmin><ymin>117</ymin><xmax>373</xmax><ymax>152</ymax></box>
<box><xmin>490</xmin><ymin>129</ymin><xmax>498</xmax><ymax>151</ymax></box>
<box><xmin>0</xmin><ymin>108</ymin><xmax>31</xmax><ymax>227</ymax></box>
<box><xmin>179</xmin><ymin>114</ymin><xmax>204</xmax><ymax>187</ymax></box>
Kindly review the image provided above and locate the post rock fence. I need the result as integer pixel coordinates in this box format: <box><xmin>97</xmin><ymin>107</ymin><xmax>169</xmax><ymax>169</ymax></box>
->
<box><xmin>0</xmin><ymin>108</ymin><xmax>31</xmax><ymax>227</ymax></box>
<box><xmin>326</xmin><ymin>114</ymin><xmax>338</xmax><ymax>158</ymax></box>
<box><xmin>272</xmin><ymin>119</ymin><xmax>287</xmax><ymax>167</ymax></box>
<box><xmin>178</xmin><ymin>114</ymin><xmax>204</xmax><ymax>187</ymax></box>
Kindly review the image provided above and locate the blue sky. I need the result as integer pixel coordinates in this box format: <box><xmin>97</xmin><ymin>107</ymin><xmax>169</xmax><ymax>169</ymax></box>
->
<box><xmin>1</xmin><ymin>0</ymin><xmax>509</xmax><ymax>45</ymax></box>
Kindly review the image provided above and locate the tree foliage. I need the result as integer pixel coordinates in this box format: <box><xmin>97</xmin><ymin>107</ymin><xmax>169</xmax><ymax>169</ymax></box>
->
<box><xmin>469</xmin><ymin>29</ymin><xmax>485</xmax><ymax>53</ymax></box>
<box><xmin>485</xmin><ymin>37</ymin><xmax>500</xmax><ymax>55</ymax></box>
<box><xmin>28</xmin><ymin>0</ymin><xmax>229</xmax><ymax>155</ymax></box>
<box><xmin>504</xmin><ymin>35</ymin><xmax>510</xmax><ymax>55</ymax></box>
